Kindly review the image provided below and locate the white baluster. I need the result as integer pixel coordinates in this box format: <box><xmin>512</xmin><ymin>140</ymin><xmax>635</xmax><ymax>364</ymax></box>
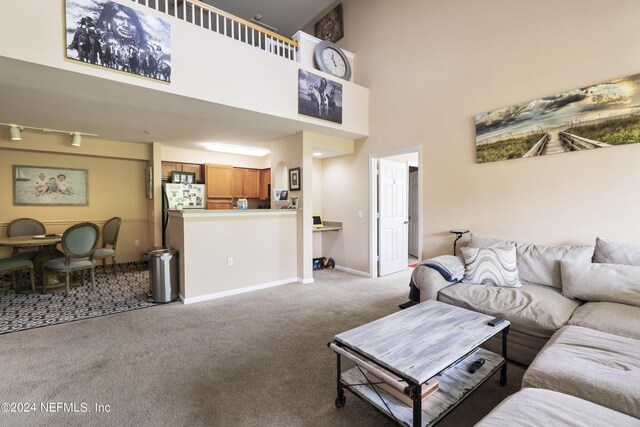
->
<box><xmin>244</xmin><ymin>25</ymin><xmax>248</xmax><ymax>43</ymax></box>
<box><xmin>214</xmin><ymin>14</ymin><xmax>218</xmax><ymax>32</ymax></box>
<box><xmin>258</xmin><ymin>32</ymin><xmax>262</xmax><ymax>49</ymax></box>
<box><xmin>182</xmin><ymin>0</ymin><xmax>186</xmax><ymax>20</ymax></box>
<box><xmin>191</xmin><ymin>2</ymin><xmax>194</xmax><ymax>23</ymax></box>
<box><xmin>165</xmin><ymin>0</ymin><xmax>168</xmax><ymax>14</ymax></box>
<box><xmin>208</xmin><ymin>11</ymin><xmax>211</xmax><ymax>31</ymax></box>
<box><xmin>200</xmin><ymin>6</ymin><xmax>203</xmax><ymax>27</ymax></box>
<box><xmin>231</xmin><ymin>20</ymin><xmax>234</xmax><ymax>39</ymax></box>
<box><xmin>223</xmin><ymin>17</ymin><xmax>227</xmax><ymax>36</ymax></box>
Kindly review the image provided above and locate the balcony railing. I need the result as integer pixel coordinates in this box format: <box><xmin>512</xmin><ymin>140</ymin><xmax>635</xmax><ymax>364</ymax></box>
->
<box><xmin>131</xmin><ymin>0</ymin><xmax>298</xmax><ymax>61</ymax></box>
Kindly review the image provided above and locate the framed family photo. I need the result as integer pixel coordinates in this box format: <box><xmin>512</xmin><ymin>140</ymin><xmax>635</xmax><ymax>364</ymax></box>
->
<box><xmin>13</xmin><ymin>165</ymin><xmax>89</xmax><ymax>206</ymax></box>
<box><xmin>289</xmin><ymin>167</ymin><xmax>301</xmax><ymax>191</ymax></box>
<box><xmin>171</xmin><ymin>171</ymin><xmax>195</xmax><ymax>184</ymax></box>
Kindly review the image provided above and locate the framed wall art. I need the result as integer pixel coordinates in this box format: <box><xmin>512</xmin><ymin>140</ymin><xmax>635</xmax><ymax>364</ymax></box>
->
<box><xmin>65</xmin><ymin>0</ymin><xmax>172</xmax><ymax>82</ymax></box>
<box><xmin>13</xmin><ymin>165</ymin><xmax>89</xmax><ymax>206</ymax></box>
<box><xmin>475</xmin><ymin>72</ymin><xmax>640</xmax><ymax>163</ymax></box>
<box><xmin>171</xmin><ymin>171</ymin><xmax>195</xmax><ymax>184</ymax></box>
<box><xmin>298</xmin><ymin>69</ymin><xmax>343</xmax><ymax>124</ymax></box>
<box><xmin>315</xmin><ymin>3</ymin><xmax>343</xmax><ymax>43</ymax></box>
<box><xmin>289</xmin><ymin>167</ymin><xmax>301</xmax><ymax>191</ymax></box>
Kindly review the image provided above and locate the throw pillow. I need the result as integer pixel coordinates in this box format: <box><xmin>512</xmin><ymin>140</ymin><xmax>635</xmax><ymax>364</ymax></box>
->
<box><xmin>593</xmin><ymin>237</ymin><xmax>640</xmax><ymax>266</ymax></box>
<box><xmin>561</xmin><ymin>260</ymin><xmax>640</xmax><ymax>308</ymax></box>
<box><xmin>461</xmin><ymin>246</ymin><xmax>522</xmax><ymax>288</ymax></box>
<box><xmin>467</xmin><ymin>233</ymin><xmax>515</xmax><ymax>249</ymax></box>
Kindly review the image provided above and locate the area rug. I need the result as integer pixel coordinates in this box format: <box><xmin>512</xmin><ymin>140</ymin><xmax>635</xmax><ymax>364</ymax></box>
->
<box><xmin>0</xmin><ymin>263</ymin><xmax>160</xmax><ymax>335</ymax></box>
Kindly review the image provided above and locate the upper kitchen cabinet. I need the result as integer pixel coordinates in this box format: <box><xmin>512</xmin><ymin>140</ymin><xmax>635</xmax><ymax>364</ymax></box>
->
<box><xmin>161</xmin><ymin>162</ymin><xmax>203</xmax><ymax>183</ymax></box>
<box><xmin>259</xmin><ymin>169</ymin><xmax>271</xmax><ymax>200</ymax></box>
<box><xmin>205</xmin><ymin>164</ymin><xmax>233</xmax><ymax>198</ymax></box>
<box><xmin>231</xmin><ymin>168</ymin><xmax>260</xmax><ymax>199</ymax></box>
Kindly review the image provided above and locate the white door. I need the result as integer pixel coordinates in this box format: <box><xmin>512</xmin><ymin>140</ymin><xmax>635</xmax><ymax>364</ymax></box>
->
<box><xmin>378</xmin><ymin>159</ymin><xmax>408</xmax><ymax>276</ymax></box>
<box><xmin>408</xmin><ymin>170</ymin><xmax>419</xmax><ymax>258</ymax></box>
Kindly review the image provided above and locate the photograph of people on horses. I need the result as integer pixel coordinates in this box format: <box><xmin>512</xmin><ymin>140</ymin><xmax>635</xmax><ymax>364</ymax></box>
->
<box><xmin>298</xmin><ymin>69</ymin><xmax>343</xmax><ymax>124</ymax></box>
<box><xmin>65</xmin><ymin>0</ymin><xmax>171</xmax><ymax>82</ymax></box>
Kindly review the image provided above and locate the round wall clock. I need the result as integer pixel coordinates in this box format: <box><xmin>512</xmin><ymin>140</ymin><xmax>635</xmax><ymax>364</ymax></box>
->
<box><xmin>314</xmin><ymin>41</ymin><xmax>351</xmax><ymax>81</ymax></box>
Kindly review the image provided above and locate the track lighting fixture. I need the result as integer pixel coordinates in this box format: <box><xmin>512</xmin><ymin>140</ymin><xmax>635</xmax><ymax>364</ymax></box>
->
<box><xmin>71</xmin><ymin>133</ymin><xmax>82</xmax><ymax>147</ymax></box>
<box><xmin>0</xmin><ymin>122</ymin><xmax>97</xmax><ymax>146</ymax></box>
<box><xmin>9</xmin><ymin>126</ymin><xmax>22</xmax><ymax>141</ymax></box>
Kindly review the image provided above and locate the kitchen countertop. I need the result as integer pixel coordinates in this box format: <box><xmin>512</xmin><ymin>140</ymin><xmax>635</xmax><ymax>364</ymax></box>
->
<box><xmin>168</xmin><ymin>209</ymin><xmax>299</xmax><ymax>218</ymax></box>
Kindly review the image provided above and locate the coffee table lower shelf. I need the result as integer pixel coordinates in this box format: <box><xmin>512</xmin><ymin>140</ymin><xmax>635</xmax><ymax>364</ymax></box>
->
<box><xmin>340</xmin><ymin>348</ymin><xmax>504</xmax><ymax>427</ymax></box>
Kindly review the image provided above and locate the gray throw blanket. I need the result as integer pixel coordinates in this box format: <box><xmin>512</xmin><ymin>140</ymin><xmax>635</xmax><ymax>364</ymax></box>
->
<box><xmin>421</xmin><ymin>255</ymin><xmax>465</xmax><ymax>282</ymax></box>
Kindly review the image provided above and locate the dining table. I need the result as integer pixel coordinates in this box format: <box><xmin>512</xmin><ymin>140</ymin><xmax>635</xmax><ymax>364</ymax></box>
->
<box><xmin>0</xmin><ymin>235</ymin><xmax>64</xmax><ymax>291</ymax></box>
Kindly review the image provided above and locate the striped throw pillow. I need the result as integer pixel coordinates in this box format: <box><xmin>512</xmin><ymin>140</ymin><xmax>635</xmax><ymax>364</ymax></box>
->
<box><xmin>461</xmin><ymin>246</ymin><xmax>522</xmax><ymax>287</ymax></box>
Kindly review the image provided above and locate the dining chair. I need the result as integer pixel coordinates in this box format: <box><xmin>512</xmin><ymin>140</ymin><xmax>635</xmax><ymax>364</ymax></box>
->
<box><xmin>0</xmin><ymin>258</ymin><xmax>36</xmax><ymax>293</ymax></box>
<box><xmin>43</xmin><ymin>222</ymin><xmax>99</xmax><ymax>296</ymax></box>
<box><xmin>94</xmin><ymin>217</ymin><xmax>121</xmax><ymax>275</ymax></box>
<box><xmin>7</xmin><ymin>218</ymin><xmax>46</xmax><ymax>260</ymax></box>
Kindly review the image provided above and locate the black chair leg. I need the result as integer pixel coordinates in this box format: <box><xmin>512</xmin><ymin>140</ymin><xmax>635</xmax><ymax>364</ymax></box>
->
<box><xmin>65</xmin><ymin>273</ymin><xmax>70</xmax><ymax>297</ymax></box>
<box><xmin>112</xmin><ymin>257</ymin><xmax>117</xmax><ymax>275</ymax></box>
<box><xmin>11</xmin><ymin>272</ymin><xmax>16</xmax><ymax>289</ymax></box>
<box><xmin>90</xmin><ymin>267</ymin><xmax>95</xmax><ymax>291</ymax></box>
<box><xmin>29</xmin><ymin>267</ymin><xmax>35</xmax><ymax>293</ymax></box>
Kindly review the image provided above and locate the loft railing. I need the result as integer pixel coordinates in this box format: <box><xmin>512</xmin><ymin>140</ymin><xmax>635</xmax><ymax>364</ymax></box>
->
<box><xmin>131</xmin><ymin>0</ymin><xmax>298</xmax><ymax>60</ymax></box>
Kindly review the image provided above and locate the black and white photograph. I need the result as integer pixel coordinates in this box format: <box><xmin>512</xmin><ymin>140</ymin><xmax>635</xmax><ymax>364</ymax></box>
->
<box><xmin>289</xmin><ymin>167</ymin><xmax>301</xmax><ymax>191</ymax></box>
<box><xmin>65</xmin><ymin>0</ymin><xmax>171</xmax><ymax>82</ymax></box>
<box><xmin>298</xmin><ymin>69</ymin><xmax>343</xmax><ymax>124</ymax></box>
<box><xmin>315</xmin><ymin>3</ymin><xmax>344</xmax><ymax>43</ymax></box>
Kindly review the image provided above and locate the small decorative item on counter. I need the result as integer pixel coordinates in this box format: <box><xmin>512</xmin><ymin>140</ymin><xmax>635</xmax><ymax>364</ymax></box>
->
<box><xmin>238</xmin><ymin>198</ymin><xmax>248</xmax><ymax>210</ymax></box>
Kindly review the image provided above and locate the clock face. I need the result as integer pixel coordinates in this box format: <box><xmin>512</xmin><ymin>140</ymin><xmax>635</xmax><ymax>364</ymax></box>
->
<box><xmin>322</xmin><ymin>47</ymin><xmax>347</xmax><ymax>77</ymax></box>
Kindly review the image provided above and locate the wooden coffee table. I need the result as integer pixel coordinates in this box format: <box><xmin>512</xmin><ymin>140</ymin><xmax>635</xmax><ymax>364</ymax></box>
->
<box><xmin>329</xmin><ymin>300</ymin><xmax>510</xmax><ymax>426</ymax></box>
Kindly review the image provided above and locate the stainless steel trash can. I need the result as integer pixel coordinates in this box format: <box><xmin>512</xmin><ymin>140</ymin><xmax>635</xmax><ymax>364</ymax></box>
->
<box><xmin>149</xmin><ymin>247</ymin><xmax>178</xmax><ymax>303</ymax></box>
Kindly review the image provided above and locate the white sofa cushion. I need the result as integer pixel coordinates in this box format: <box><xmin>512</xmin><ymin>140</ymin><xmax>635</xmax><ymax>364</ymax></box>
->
<box><xmin>438</xmin><ymin>282</ymin><xmax>580</xmax><ymax>338</ymax></box>
<box><xmin>561</xmin><ymin>260</ymin><xmax>640</xmax><ymax>308</ymax></box>
<box><xmin>461</xmin><ymin>246</ymin><xmax>521</xmax><ymax>287</ymax></box>
<box><xmin>568</xmin><ymin>302</ymin><xmax>640</xmax><ymax>340</ymax></box>
<box><xmin>594</xmin><ymin>237</ymin><xmax>640</xmax><ymax>266</ymax></box>
<box><xmin>523</xmin><ymin>325</ymin><xmax>640</xmax><ymax>418</ymax></box>
<box><xmin>468</xmin><ymin>233</ymin><xmax>593</xmax><ymax>289</ymax></box>
<box><xmin>477</xmin><ymin>388</ymin><xmax>640</xmax><ymax>427</ymax></box>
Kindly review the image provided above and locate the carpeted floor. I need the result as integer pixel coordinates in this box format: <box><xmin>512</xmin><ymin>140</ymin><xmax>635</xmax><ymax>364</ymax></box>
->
<box><xmin>0</xmin><ymin>268</ymin><xmax>523</xmax><ymax>426</ymax></box>
<box><xmin>0</xmin><ymin>263</ymin><xmax>157</xmax><ymax>335</ymax></box>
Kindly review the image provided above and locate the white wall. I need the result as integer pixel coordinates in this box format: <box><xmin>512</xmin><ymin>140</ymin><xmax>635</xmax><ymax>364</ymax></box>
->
<box><xmin>316</xmin><ymin>0</ymin><xmax>640</xmax><ymax>272</ymax></box>
<box><xmin>161</xmin><ymin>146</ymin><xmax>270</xmax><ymax>169</ymax></box>
<box><xmin>0</xmin><ymin>0</ymin><xmax>369</xmax><ymax>138</ymax></box>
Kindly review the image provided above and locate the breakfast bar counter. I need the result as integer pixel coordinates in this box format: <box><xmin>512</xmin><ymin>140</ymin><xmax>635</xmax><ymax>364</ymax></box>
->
<box><xmin>167</xmin><ymin>209</ymin><xmax>299</xmax><ymax>303</ymax></box>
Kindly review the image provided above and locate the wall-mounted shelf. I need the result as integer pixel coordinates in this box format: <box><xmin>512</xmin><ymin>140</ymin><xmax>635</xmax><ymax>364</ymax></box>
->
<box><xmin>313</xmin><ymin>221</ymin><xmax>342</xmax><ymax>232</ymax></box>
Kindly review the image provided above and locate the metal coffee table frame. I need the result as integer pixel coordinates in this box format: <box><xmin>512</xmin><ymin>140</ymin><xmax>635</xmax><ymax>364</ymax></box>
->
<box><xmin>329</xmin><ymin>302</ymin><xmax>509</xmax><ymax>427</ymax></box>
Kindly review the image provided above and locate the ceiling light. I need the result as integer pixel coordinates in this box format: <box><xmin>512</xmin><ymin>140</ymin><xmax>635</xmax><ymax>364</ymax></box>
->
<box><xmin>71</xmin><ymin>133</ymin><xmax>82</xmax><ymax>147</ymax></box>
<box><xmin>204</xmin><ymin>143</ymin><xmax>270</xmax><ymax>157</ymax></box>
<box><xmin>313</xmin><ymin>152</ymin><xmax>322</xmax><ymax>157</ymax></box>
<box><xmin>9</xmin><ymin>126</ymin><xmax>22</xmax><ymax>141</ymax></box>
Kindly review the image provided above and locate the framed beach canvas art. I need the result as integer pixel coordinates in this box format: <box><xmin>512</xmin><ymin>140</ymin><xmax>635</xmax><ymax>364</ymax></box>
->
<box><xmin>475</xmin><ymin>72</ymin><xmax>640</xmax><ymax>163</ymax></box>
<box><xmin>14</xmin><ymin>165</ymin><xmax>89</xmax><ymax>206</ymax></box>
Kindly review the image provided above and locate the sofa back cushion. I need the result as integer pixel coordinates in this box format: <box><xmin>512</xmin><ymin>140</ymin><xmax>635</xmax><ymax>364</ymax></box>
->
<box><xmin>593</xmin><ymin>237</ymin><xmax>640</xmax><ymax>266</ymax></box>
<box><xmin>461</xmin><ymin>246</ymin><xmax>521</xmax><ymax>287</ymax></box>
<box><xmin>561</xmin><ymin>260</ymin><xmax>640</xmax><ymax>308</ymax></box>
<box><xmin>517</xmin><ymin>243</ymin><xmax>593</xmax><ymax>290</ymax></box>
<box><xmin>468</xmin><ymin>233</ymin><xmax>593</xmax><ymax>289</ymax></box>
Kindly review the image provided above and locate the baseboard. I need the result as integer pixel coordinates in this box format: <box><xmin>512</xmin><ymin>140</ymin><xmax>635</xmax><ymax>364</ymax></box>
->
<box><xmin>181</xmin><ymin>277</ymin><xmax>297</xmax><ymax>304</ymax></box>
<box><xmin>334</xmin><ymin>265</ymin><xmax>371</xmax><ymax>277</ymax></box>
<box><xmin>297</xmin><ymin>277</ymin><xmax>314</xmax><ymax>284</ymax></box>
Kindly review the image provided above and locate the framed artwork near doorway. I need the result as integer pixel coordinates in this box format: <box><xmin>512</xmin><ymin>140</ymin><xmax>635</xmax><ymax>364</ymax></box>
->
<box><xmin>289</xmin><ymin>167</ymin><xmax>301</xmax><ymax>191</ymax></box>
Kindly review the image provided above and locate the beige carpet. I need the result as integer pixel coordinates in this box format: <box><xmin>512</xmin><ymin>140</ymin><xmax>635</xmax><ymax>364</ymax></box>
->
<box><xmin>0</xmin><ymin>268</ymin><xmax>523</xmax><ymax>426</ymax></box>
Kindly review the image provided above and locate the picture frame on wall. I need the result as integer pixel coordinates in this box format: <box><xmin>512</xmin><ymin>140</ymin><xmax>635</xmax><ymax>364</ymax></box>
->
<box><xmin>315</xmin><ymin>3</ymin><xmax>343</xmax><ymax>43</ymax></box>
<box><xmin>64</xmin><ymin>0</ymin><xmax>172</xmax><ymax>82</ymax></box>
<box><xmin>298</xmin><ymin>69</ymin><xmax>343</xmax><ymax>124</ymax></box>
<box><xmin>13</xmin><ymin>165</ymin><xmax>89</xmax><ymax>206</ymax></box>
<box><xmin>289</xmin><ymin>167</ymin><xmax>301</xmax><ymax>191</ymax></box>
<box><xmin>171</xmin><ymin>171</ymin><xmax>196</xmax><ymax>184</ymax></box>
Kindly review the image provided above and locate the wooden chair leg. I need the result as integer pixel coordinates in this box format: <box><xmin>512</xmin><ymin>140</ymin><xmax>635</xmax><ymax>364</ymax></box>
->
<box><xmin>11</xmin><ymin>272</ymin><xmax>16</xmax><ymax>290</ymax></box>
<box><xmin>112</xmin><ymin>257</ymin><xmax>117</xmax><ymax>275</ymax></box>
<box><xmin>43</xmin><ymin>270</ymin><xmax>47</xmax><ymax>294</ymax></box>
<box><xmin>90</xmin><ymin>267</ymin><xmax>95</xmax><ymax>291</ymax></box>
<box><xmin>65</xmin><ymin>272</ymin><xmax>70</xmax><ymax>297</ymax></box>
<box><xmin>80</xmin><ymin>270</ymin><xmax>85</xmax><ymax>287</ymax></box>
<box><xmin>29</xmin><ymin>267</ymin><xmax>35</xmax><ymax>293</ymax></box>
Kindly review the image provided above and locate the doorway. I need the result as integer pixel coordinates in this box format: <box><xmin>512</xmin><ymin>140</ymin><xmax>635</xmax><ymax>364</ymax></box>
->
<box><xmin>369</xmin><ymin>147</ymin><xmax>422</xmax><ymax>278</ymax></box>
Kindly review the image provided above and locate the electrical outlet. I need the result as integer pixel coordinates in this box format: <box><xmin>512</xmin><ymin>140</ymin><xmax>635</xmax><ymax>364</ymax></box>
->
<box><xmin>227</xmin><ymin>257</ymin><xmax>233</xmax><ymax>267</ymax></box>
<box><xmin>357</xmin><ymin>210</ymin><xmax>363</xmax><ymax>219</ymax></box>
<box><xmin>134</xmin><ymin>240</ymin><xmax>140</xmax><ymax>247</ymax></box>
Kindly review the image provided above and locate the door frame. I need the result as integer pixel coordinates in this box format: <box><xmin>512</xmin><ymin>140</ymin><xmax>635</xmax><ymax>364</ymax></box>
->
<box><xmin>369</xmin><ymin>145</ymin><xmax>423</xmax><ymax>278</ymax></box>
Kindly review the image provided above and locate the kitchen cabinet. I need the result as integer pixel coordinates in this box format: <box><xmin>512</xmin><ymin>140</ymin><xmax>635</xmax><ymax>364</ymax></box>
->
<box><xmin>259</xmin><ymin>168</ymin><xmax>271</xmax><ymax>200</ymax></box>
<box><xmin>161</xmin><ymin>162</ymin><xmax>203</xmax><ymax>183</ymax></box>
<box><xmin>232</xmin><ymin>168</ymin><xmax>245</xmax><ymax>198</ymax></box>
<box><xmin>231</xmin><ymin>168</ymin><xmax>261</xmax><ymax>199</ymax></box>
<box><xmin>205</xmin><ymin>164</ymin><xmax>233</xmax><ymax>199</ymax></box>
<box><xmin>207</xmin><ymin>200</ymin><xmax>233</xmax><ymax>210</ymax></box>
<box><xmin>244</xmin><ymin>169</ymin><xmax>260</xmax><ymax>199</ymax></box>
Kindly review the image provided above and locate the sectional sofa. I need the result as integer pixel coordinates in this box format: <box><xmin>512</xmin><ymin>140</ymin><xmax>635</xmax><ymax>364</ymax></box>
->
<box><xmin>409</xmin><ymin>234</ymin><xmax>640</xmax><ymax>423</ymax></box>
